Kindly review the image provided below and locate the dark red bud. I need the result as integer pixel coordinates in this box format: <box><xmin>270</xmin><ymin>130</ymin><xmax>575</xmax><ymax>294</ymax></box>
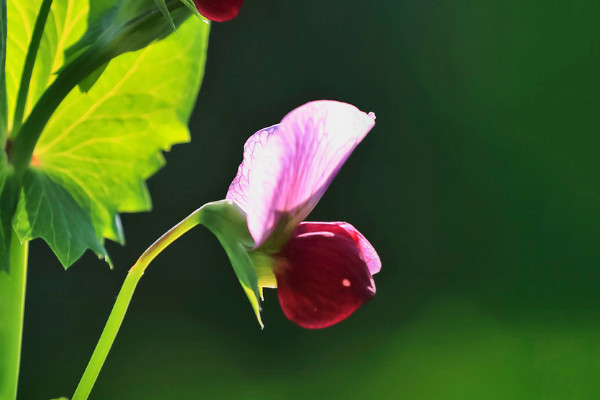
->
<box><xmin>275</xmin><ymin>223</ymin><xmax>376</xmax><ymax>329</ymax></box>
<box><xmin>193</xmin><ymin>0</ymin><xmax>244</xmax><ymax>22</ymax></box>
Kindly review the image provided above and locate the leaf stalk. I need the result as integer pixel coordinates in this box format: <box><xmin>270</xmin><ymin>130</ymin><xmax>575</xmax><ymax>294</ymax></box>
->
<box><xmin>11</xmin><ymin>0</ymin><xmax>54</xmax><ymax>134</ymax></box>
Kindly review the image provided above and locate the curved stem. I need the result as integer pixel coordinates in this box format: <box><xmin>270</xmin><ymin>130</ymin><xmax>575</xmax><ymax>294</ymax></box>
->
<box><xmin>71</xmin><ymin>206</ymin><xmax>205</xmax><ymax>400</ymax></box>
<box><xmin>0</xmin><ymin>233</ymin><xmax>29</xmax><ymax>400</ymax></box>
<box><xmin>11</xmin><ymin>0</ymin><xmax>53</xmax><ymax>134</ymax></box>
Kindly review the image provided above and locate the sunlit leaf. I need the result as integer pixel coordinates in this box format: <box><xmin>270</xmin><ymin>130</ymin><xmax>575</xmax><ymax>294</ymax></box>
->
<box><xmin>13</xmin><ymin>168</ymin><xmax>108</xmax><ymax>268</ymax></box>
<box><xmin>65</xmin><ymin>0</ymin><xmax>193</xmax><ymax>90</ymax></box>
<box><xmin>6</xmin><ymin>0</ymin><xmax>89</xmax><ymax>132</ymax></box>
<box><xmin>23</xmin><ymin>17</ymin><xmax>208</xmax><ymax>263</ymax></box>
<box><xmin>6</xmin><ymin>0</ymin><xmax>208</xmax><ymax>267</ymax></box>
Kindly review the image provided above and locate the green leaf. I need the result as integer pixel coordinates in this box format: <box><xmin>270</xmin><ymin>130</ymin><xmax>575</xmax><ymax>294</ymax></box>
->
<box><xmin>5</xmin><ymin>1</ymin><xmax>207</xmax><ymax>267</ymax></box>
<box><xmin>6</xmin><ymin>0</ymin><xmax>90</xmax><ymax>132</ymax></box>
<box><xmin>13</xmin><ymin>168</ymin><xmax>108</xmax><ymax>268</ymax></box>
<box><xmin>6</xmin><ymin>1</ymin><xmax>184</xmax><ymax>120</ymax></box>
<box><xmin>27</xmin><ymin>17</ymin><xmax>208</xmax><ymax>259</ymax></box>
<box><xmin>65</xmin><ymin>0</ymin><xmax>193</xmax><ymax>90</ymax></box>
<box><xmin>0</xmin><ymin>0</ymin><xmax>7</xmax><ymax>142</ymax></box>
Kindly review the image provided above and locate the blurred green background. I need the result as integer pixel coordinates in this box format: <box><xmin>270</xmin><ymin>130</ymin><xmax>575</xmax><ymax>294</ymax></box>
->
<box><xmin>18</xmin><ymin>0</ymin><xmax>600</xmax><ymax>399</ymax></box>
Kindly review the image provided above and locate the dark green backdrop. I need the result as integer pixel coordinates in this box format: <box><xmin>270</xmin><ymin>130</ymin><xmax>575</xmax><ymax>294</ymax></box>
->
<box><xmin>19</xmin><ymin>0</ymin><xmax>600</xmax><ymax>399</ymax></box>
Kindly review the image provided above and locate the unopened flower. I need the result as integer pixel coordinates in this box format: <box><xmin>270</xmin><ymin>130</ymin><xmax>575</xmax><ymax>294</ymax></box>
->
<box><xmin>227</xmin><ymin>100</ymin><xmax>381</xmax><ymax>329</ymax></box>
<box><xmin>193</xmin><ymin>0</ymin><xmax>244</xmax><ymax>22</ymax></box>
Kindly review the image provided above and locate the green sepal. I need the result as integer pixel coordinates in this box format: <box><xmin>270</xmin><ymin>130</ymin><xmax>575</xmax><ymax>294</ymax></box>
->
<box><xmin>178</xmin><ymin>0</ymin><xmax>206</xmax><ymax>20</ymax></box>
<box><xmin>12</xmin><ymin>168</ymin><xmax>110</xmax><ymax>269</ymax></box>
<box><xmin>198</xmin><ymin>200</ymin><xmax>264</xmax><ymax>327</ymax></box>
<box><xmin>154</xmin><ymin>0</ymin><xmax>176</xmax><ymax>30</ymax></box>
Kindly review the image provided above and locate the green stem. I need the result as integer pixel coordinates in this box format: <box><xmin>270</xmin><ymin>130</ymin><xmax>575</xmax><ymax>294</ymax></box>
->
<box><xmin>71</xmin><ymin>206</ymin><xmax>205</xmax><ymax>400</ymax></box>
<box><xmin>11</xmin><ymin>0</ymin><xmax>53</xmax><ymax>134</ymax></box>
<box><xmin>0</xmin><ymin>233</ymin><xmax>29</xmax><ymax>400</ymax></box>
<box><xmin>1</xmin><ymin>0</ymin><xmax>9</xmax><ymax>143</ymax></box>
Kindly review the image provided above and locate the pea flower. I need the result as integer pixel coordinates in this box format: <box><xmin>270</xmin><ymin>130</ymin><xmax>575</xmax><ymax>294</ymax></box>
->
<box><xmin>193</xmin><ymin>0</ymin><xmax>244</xmax><ymax>22</ymax></box>
<box><xmin>226</xmin><ymin>100</ymin><xmax>381</xmax><ymax>329</ymax></box>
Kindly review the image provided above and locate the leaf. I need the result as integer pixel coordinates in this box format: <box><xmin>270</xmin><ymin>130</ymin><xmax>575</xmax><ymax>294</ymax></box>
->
<box><xmin>13</xmin><ymin>168</ymin><xmax>108</xmax><ymax>268</ymax></box>
<box><xmin>6</xmin><ymin>0</ymin><xmax>167</xmax><ymax>121</ymax></box>
<box><xmin>28</xmin><ymin>17</ymin><xmax>208</xmax><ymax>257</ymax></box>
<box><xmin>65</xmin><ymin>0</ymin><xmax>193</xmax><ymax>90</ymax></box>
<box><xmin>6</xmin><ymin>0</ymin><xmax>192</xmax><ymax>130</ymax></box>
<box><xmin>5</xmin><ymin>0</ymin><xmax>89</xmax><ymax>132</ymax></box>
<box><xmin>6</xmin><ymin>1</ymin><xmax>208</xmax><ymax>267</ymax></box>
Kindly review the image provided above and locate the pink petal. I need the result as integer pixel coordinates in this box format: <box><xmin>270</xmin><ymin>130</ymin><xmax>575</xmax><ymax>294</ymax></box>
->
<box><xmin>313</xmin><ymin>222</ymin><xmax>381</xmax><ymax>275</ymax></box>
<box><xmin>193</xmin><ymin>0</ymin><xmax>244</xmax><ymax>22</ymax></box>
<box><xmin>226</xmin><ymin>101</ymin><xmax>376</xmax><ymax>247</ymax></box>
<box><xmin>226</xmin><ymin>125</ymin><xmax>278</xmax><ymax>215</ymax></box>
<box><xmin>274</xmin><ymin>222</ymin><xmax>376</xmax><ymax>329</ymax></box>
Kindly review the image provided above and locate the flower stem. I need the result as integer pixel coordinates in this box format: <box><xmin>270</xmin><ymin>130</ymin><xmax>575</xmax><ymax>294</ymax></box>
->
<box><xmin>11</xmin><ymin>0</ymin><xmax>53</xmax><ymax>134</ymax></box>
<box><xmin>0</xmin><ymin>233</ymin><xmax>29</xmax><ymax>400</ymax></box>
<box><xmin>71</xmin><ymin>206</ymin><xmax>205</xmax><ymax>400</ymax></box>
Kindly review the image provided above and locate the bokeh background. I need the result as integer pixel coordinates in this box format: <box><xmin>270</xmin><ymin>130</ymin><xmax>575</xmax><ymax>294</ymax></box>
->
<box><xmin>18</xmin><ymin>0</ymin><xmax>600</xmax><ymax>399</ymax></box>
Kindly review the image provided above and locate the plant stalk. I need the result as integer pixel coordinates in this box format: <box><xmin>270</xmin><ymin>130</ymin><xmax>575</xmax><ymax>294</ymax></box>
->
<box><xmin>1</xmin><ymin>0</ymin><xmax>9</xmax><ymax>143</ymax></box>
<box><xmin>0</xmin><ymin>233</ymin><xmax>29</xmax><ymax>400</ymax></box>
